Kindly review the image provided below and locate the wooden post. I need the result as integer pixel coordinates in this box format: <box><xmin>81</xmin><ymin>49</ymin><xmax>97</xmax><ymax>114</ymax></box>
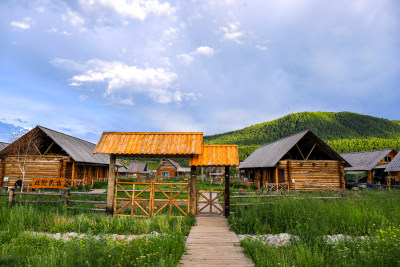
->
<box><xmin>65</xmin><ymin>189</ymin><xmax>70</xmax><ymax>206</ymax></box>
<box><xmin>37</xmin><ymin>188</ymin><xmax>41</xmax><ymax>203</ymax></box>
<box><xmin>275</xmin><ymin>167</ymin><xmax>278</xmax><ymax>191</ymax></box>
<box><xmin>9</xmin><ymin>188</ymin><xmax>15</xmax><ymax>205</ymax></box>
<box><xmin>262</xmin><ymin>169</ymin><xmax>266</xmax><ymax>189</ymax></box>
<box><xmin>224</xmin><ymin>166</ymin><xmax>230</xmax><ymax>217</ymax></box>
<box><xmin>189</xmin><ymin>166</ymin><xmax>197</xmax><ymax>215</ymax></box>
<box><xmin>71</xmin><ymin>162</ymin><xmax>76</xmax><ymax>186</ymax></box>
<box><xmin>368</xmin><ymin>171</ymin><xmax>372</xmax><ymax>185</ymax></box>
<box><xmin>106</xmin><ymin>154</ymin><xmax>116</xmax><ymax>215</ymax></box>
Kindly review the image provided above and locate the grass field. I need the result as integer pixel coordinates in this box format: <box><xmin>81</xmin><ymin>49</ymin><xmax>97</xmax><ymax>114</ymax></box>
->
<box><xmin>228</xmin><ymin>190</ymin><xmax>400</xmax><ymax>266</ymax></box>
<box><xmin>0</xmin><ymin>193</ymin><xmax>195</xmax><ymax>266</ymax></box>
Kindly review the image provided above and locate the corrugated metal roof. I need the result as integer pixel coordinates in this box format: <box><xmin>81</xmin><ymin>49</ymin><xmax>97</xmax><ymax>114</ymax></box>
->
<box><xmin>1</xmin><ymin>126</ymin><xmax>109</xmax><ymax>165</ymax></box>
<box><xmin>239</xmin><ymin>130</ymin><xmax>348</xmax><ymax>169</ymax></box>
<box><xmin>190</xmin><ymin>145</ymin><xmax>239</xmax><ymax>166</ymax></box>
<box><xmin>0</xmin><ymin>142</ymin><xmax>9</xmax><ymax>152</ymax></box>
<box><xmin>177</xmin><ymin>167</ymin><xmax>191</xmax><ymax>173</ymax></box>
<box><xmin>341</xmin><ymin>149</ymin><xmax>395</xmax><ymax>171</ymax></box>
<box><xmin>38</xmin><ymin>126</ymin><xmax>110</xmax><ymax>165</ymax></box>
<box><xmin>93</xmin><ymin>132</ymin><xmax>203</xmax><ymax>156</ymax></box>
<box><xmin>385</xmin><ymin>153</ymin><xmax>400</xmax><ymax>172</ymax></box>
<box><xmin>120</xmin><ymin>162</ymin><xmax>147</xmax><ymax>173</ymax></box>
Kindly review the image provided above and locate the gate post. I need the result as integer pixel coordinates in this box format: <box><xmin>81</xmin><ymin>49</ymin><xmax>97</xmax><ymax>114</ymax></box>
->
<box><xmin>224</xmin><ymin>166</ymin><xmax>230</xmax><ymax>217</ymax></box>
<box><xmin>190</xmin><ymin>166</ymin><xmax>197</xmax><ymax>215</ymax></box>
<box><xmin>106</xmin><ymin>154</ymin><xmax>116</xmax><ymax>215</ymax></box>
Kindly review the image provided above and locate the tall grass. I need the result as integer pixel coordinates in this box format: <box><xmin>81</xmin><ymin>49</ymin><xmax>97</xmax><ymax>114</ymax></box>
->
<box><xmin>242</xmin><ymin>226</ymin><xmax>400</xmax><ymax>267</ymax></box>
<box><xmin>0</xmin><ymin>199</ymin><xmax>195</xmax><ymax>235</ymax></box>
<box><xmin>0</xmin><ymin>196</ymin><xmax>195</xmax><ymax>266</ymax></box>
<box><xmin>229</xmin><ymin>190</ymin><xmax>400</xmax><ymax>238</ymax></box>
<box><xmin>0</xmin><ymin>232</ymin><xmax>185</xmax><ymax>266</ymax></box>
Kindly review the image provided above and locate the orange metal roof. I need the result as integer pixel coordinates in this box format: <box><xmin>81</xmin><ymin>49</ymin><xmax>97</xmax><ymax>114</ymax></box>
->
<box><xmin>93</xmin><ymin>132</ymin><xmax>203</xmax><ymax>156</ymax></box>
<box><xmin>190</xmin><ymin>145</ymin><xmax>239</xmax><ymax>166</ymax></box>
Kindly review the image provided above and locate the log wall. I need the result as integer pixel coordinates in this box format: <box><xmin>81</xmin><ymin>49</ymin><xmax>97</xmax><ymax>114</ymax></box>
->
<box><xmin>1</xmin><ymin>155</ymin><xmax>70</xmax><ymax>187</ymax></box>
<box><xmin>278</xmin><ymin>160</ymin><xmax>343</xmax><ymax>190</ymax></box>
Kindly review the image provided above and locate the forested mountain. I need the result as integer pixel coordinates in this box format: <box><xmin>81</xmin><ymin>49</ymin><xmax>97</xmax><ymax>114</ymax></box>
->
<box><xmin>204</xmin><ymin>112</ymin><xmax>400</xmax><ymax>161</ymax></box>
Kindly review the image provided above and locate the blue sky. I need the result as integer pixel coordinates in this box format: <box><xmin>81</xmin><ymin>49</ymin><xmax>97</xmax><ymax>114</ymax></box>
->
<box><xmin>1</xmin><ymin>0</ymin><xmax>400</xmax><ymax>143</ymax></box>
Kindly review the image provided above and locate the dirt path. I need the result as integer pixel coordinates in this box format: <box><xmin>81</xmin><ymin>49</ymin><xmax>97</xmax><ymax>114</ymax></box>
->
<box><xmin>179</xmin><ymin>216</ymin><xmax>253</xmax><ymax>266</ymax></box>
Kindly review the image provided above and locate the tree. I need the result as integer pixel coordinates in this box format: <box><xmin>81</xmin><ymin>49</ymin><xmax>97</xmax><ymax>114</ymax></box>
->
<box><xmin>8</xmin><ymin>128</ymin><xmax>43</xmax><ymax>192</ymax></box>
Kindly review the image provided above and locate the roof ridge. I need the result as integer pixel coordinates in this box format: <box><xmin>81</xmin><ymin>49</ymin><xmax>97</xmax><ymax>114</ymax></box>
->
<box><xmin>257</xmin><ymin>129</ymin><xmax>310</xmax><ymax>148</ymax></box>
<box><xmin>38</xmin><ymin>125</ymin><xmax>97</xmax><ymax>146</ymax></box>
<box><xmin>341</xmin><ymin>148</ymin><xmax>394</xmax><ymax>155</ymax></box>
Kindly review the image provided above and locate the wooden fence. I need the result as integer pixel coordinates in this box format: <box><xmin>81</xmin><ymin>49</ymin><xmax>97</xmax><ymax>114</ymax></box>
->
<box><xmin>114</xmin><ymin>180</ymin><xmax>190</xmax><ymax>217</ymax></box>
<box><xmin>4</xmin><ymin>188</ymin><xmax>107</xmax><ymax>212</ymax></box>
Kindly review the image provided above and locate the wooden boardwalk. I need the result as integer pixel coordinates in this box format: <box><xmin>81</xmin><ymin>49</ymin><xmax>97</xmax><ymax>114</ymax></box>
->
<box><xmin>179</xmin><ymin>215</ymin><xmax>253</xmax><ymax>266</ymax></box>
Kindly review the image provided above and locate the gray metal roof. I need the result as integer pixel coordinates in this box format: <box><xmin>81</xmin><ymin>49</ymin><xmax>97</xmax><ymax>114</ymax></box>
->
<box><xmin>0</xmin><ymin>142</ymin><xmax>9</xmax><ymax>151</ymax></box>
<box><xmin>385</xmin><ymin>153</ymin><xmax>400</xmax><ymax>172</ymax></box>
<box><xmin>341</xmin><ymin>149</ymin><xmax>395</xmax><ymax>171</ymax></box>
<box><xmin>39</xmin><ymin>126</ymin><xmax>110</xmax><ymax>165</ymax></box>
<box><xmin>121</xmin><ymin>162</ymin><xmax>148</xmax><ymax>173</ymax></box>
<box><xmin>177</xmin><ymin>167</ymin><xmax>190</xmax><ymax>173</ymax></box>
<box><xmin>239</xmin><ymin>130</ymin><xmax>347</xmax><ymax>169</ymax></box>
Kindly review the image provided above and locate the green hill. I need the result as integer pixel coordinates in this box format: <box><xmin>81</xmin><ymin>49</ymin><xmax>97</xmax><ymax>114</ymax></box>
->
<box><xmin>204</xmin><ymin>112</ymin><xmax>400</xmax><ymax>161</ymax></box>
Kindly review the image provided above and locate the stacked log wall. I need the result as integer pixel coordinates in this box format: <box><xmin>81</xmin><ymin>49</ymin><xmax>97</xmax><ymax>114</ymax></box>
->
<box><xmin>2</xmin><ymin>155</ymin><xmax>70</xmax><ymax>186</ymax></box>
<box><xmin>279</xmin><ymin>160</ymin><xmax>341</xmax><ymax>190</ymax></box>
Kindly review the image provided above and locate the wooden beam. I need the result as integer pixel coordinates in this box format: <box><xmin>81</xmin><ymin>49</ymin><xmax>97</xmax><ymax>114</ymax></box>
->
<box><xmin>106</xmin><ymin>154</ymin><xmax>116</xmax><ymax>215</ymax></box>
<box><xmin>43</xmin><ymin>141</ymin><xmax>55</xmax><ymax>155</ymax></box>
<box><xmin>296</xmin><ymin>144</ymin><xmax>306</xmax><ymax>160</ymax></box>
<box><xmin>32</xmin><ymin>142</ymin><xmax>42</xmax><ymax>155</ymax></box>
<box><xmin>275</xmin><ymin>167</ymin><xmax>278</xmax><ymax>191</ymax></box>
<box><xmin>224</xmin><ymin>166</ymin><xmax>230</xmax><ymax>217</ymax></box>
<box><xmin>71</xmin><ymin>162</ymin><xmax>76</xmax><ymax>185</ymax></box>
<box><xmin>305</xmin><ymin>143</ymin><xmax>317</xmax><ymax>160</ymax></box>
<box><xmin>189</xmin><ymin>166</ymin><xmax>197</xmax><ymax>215</ymax></box>
<box><xmin>368</xmin><ymin>171</ymin><xmax>372</xmax><ymax>184</ymax></box>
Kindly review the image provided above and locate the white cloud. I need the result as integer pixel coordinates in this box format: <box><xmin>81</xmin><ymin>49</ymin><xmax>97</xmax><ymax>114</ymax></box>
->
<box><xmin>255</xmin><ymin>45</ymin><xmax>268</xmax><ymax>51</ymax></box>
<box><xmin>177</xmin><ymin>54</ymin><xmax>194</xmax><ymax>64</ymax></box>
<box><xmin>80</xmin><ymin>0</ymin><xmax>176</xmax><ymax>21</ymax></box>
<box><xmin>62</xmin><ymin>9</ymin><xmax>86</xmax><ymax>30</ymax></box>
<box><xmin>177</xmin><ymin>46</ymin><xmax>215</xmax><ymax>64</ymax></box>
<box><xmin>54</xmin><ymin>59</ymin><xmax>194</xmax><ymax>104</ymax></box>
<box><xmin>195</xmin><ymin>46</ymin><xmax>214</xmax><ymax>56</ymax></box>
<box><xmin>218</xmin><ymin>21</ymin><xmax>244</xmax><ymax>44</ymax></box>
<box><xmin>10</xmin><ymin>17</ymin><xmax>33</xmax><ymax>30</ymax></box>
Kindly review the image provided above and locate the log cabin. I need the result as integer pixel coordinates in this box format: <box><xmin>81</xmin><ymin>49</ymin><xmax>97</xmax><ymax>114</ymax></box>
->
<box><xmin>156</xmin><ymin>159</ymin><xmax>189</xmax><ymax>177</ymax></box>
<box><xmin>238</xmin><ymin>130</ymin><xmax>349</xmax><ymax>191</ymax></box>
<box><xmin>0</xmin><ymin>126</ymin><xmax>110</xmax><ymax>188</ymax></box>
<box><xmin>385</xmin><ymin>153</ymin><xmax>400</xmax><ymax>187</ymax></box>
<box><xmin>340</xmin><ymin>149</ymin><xmax>398</xmax><ymax>185</ymax></box>
<box><xmin>119</xmin><ymin>162</ymin><xmax>148</xmax><ymax>177</ymax></box>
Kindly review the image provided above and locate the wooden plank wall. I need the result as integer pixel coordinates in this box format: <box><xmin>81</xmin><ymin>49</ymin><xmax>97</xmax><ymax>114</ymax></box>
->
<box><xmin>279</xmin><ymin>160</ymin><xmax>342</xmax><ymax>190</ymax></box>
<box><xmin>1</xmin><ymin>155</ymin><xmax>70</xmax><ymax>187</ymax></box>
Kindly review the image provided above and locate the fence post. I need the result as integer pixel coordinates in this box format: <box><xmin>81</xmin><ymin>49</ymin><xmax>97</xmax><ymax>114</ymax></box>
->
<box><xmin>65</xmin><ymin>189</ymin><xmax>70</xmax><ymax>206</ymax></box>
<box><xmin>8</xmin><ymin>188</ymin><xmax>15</xmax><ymax>205</ymax></box>
<box><xmin>189</xmin><ymin>166</ymin><xmax>197</xmax><ymax>215</ymax></box>
<box><xmin>224</xmin><ymin>166</ymin><xmax>230</xmax><ymax>217</ymax></box>
<box><xmin>106</xmin><ymin>154</ymin><xmax>116</xmax><ymax>215</ymax></box>
<box><xmin>37</xmin><ymin>188</ymin><xmax>41</xmax><ymax>203</ymax></box>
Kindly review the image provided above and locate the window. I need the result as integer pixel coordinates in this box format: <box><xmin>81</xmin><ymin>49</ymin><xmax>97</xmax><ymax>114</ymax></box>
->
<box><xmin>384</xmin><ymin>156</ymin><xmax>392</xmax><ymax>162</ymax></box>
<box><xmin>162</xmin><ymin>172</ymin><xmax>169</xmax><ymax>177</ymax></box>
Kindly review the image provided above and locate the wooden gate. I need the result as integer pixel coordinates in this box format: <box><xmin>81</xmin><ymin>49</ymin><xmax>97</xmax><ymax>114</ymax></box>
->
<box><xmin>197</xmin><ymin>190</ymin><xmax>224</xmax><ymax>215</ymax></box>
<box><xmin>114</xmin><ymin>179</ymin><xmax>190</xmax><ymax>217</ymax></box>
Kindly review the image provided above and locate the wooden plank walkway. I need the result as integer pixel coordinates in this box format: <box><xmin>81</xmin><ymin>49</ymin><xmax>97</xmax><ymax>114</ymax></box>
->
<box><xmin>179</xmin><ymin>215</ymin><xmax>253</xmax><ymax>266</ymax></box>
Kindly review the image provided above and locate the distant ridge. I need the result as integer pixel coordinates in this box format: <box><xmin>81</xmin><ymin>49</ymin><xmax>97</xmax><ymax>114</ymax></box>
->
<box><xmin>204</xmin><ymin>111</ymin><xmax>400</xmax><ymax>160</ymax></box>
<box><xmin>205</xmin><ymin>111</ymin><xmax>400</xmax><ymax>145</ymax></box>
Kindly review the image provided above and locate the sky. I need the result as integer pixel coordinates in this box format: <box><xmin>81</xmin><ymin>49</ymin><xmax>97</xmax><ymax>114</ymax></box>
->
<box><xmin>1</xmin><ymin>0</ymin><xmax>400</xmax><ymax>143</ymax></box>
